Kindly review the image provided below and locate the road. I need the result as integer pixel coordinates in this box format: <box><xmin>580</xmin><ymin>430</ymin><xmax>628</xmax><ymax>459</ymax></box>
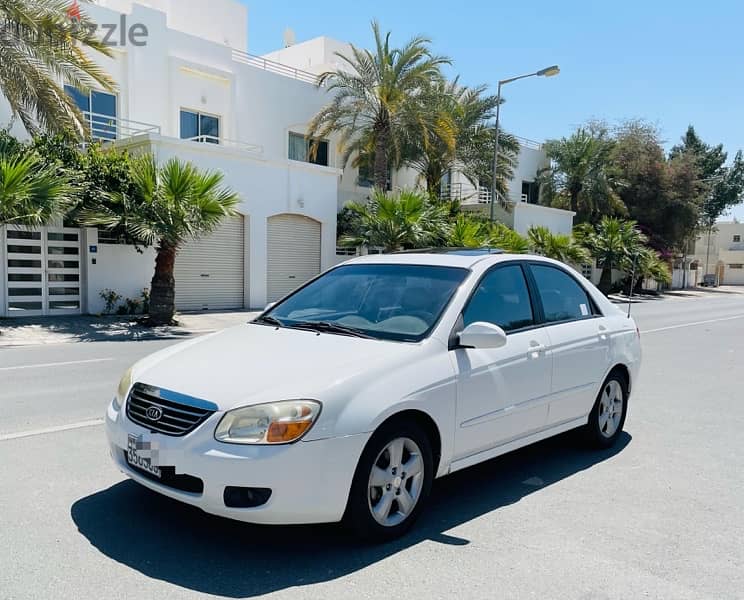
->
<box><xmin>1</xmin><ymin>291</ymin><xmax>743</xmax><ymax>599</ymax></box>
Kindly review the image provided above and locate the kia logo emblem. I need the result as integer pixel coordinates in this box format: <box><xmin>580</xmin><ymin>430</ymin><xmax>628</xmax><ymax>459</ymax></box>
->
<box><xmin>146</xmin><ymin>406</ymin><xmax>163</xmax><ymax>421</ymax></box>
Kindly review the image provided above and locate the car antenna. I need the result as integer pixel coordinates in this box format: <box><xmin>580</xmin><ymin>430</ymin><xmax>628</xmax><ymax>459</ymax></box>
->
<box><xmin>627</xmin><ymin>253</ymin><xmax>637</xmax><ymax>318</ymax></box>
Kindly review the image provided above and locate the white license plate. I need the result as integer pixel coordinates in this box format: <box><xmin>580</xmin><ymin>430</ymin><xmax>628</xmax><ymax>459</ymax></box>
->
<box><xmin>126</xmin><ymin>434</ymin><xmax>161</xmax><ymax>478</ymax></box>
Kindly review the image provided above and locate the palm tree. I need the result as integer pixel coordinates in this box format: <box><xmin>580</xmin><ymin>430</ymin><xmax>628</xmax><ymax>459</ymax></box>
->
<box><xmin>0</xmin><ymin>145</ymin><xmax>74</xmax><ymax>226</ymax></box>
<box><xmin>486</xmin><ymin>221</ymin><xmax>529</xmax><ymax>254</ymax></box>
<box><xmin>1</xmin><ymin>0</ymin><xmax>115</xmax><ymax>138</ymax></box>
<box><xmin>339</xmin><ymin>188</ymin><xmax>449</xmax><ymax>252</ymax></box>
<box><xmin>575</xmin><ymin>217</ymin><xmax>646</xmax><ymax>294</ymax></box>
<box><xmin>447</xmin><ymin>214</ymin><xmax>489</xmax><ymax>248</ymax></box>
<box><xmin>539</xmin><ymin>125</ymin><xmax>624</xmax><ymax>223</ymax></box>
<box><xmin>307</xmin><ymin>21</ymin><xmax>450</xmax><ymax>189</ymax></box>
<box><xmin>404</xmin><ymin>79</ymin><xmax>520</xmax><ymax>200</ymax></box>
<box><xmin>81</xmin><ymin>155</ymin><xmax>240</xmax><ymax>325</ymax></box>
<box><xmin>527</xmin><ymin>225</ymin><xmax>590</xmax><ymax>266</ymax></box>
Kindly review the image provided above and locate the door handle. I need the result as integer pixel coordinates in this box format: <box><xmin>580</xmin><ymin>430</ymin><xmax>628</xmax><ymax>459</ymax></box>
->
<box><xmin>598</xmin><ymin>324</ymin><xmax>608</xmax><ymax>340</ymax></box>
<box><xmin>528</xmin><ymin>341</ymin><xmax>547</xmax><ymax>358</ymax></box>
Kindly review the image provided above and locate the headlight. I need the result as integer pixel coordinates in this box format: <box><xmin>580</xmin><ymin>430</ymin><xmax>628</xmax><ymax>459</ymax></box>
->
<box><xmin>113</xmin><ymin>367</ymin><xmax>134</xmax><ymax>411</ymax></box>
<box><xmin>214</xmin><ymin>400</ymin><xmax>321</xmax><ymax>445</ymax></box>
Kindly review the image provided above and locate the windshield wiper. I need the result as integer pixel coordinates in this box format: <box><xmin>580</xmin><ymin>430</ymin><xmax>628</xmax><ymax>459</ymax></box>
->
<box><xmin>288</xmin><ymin>321</ymin><xmax>373</xmax><ymax>339</ymax></box>
<box><xmin>253</xmin><ymin>315</ymin><xmax>285</xmax><ymax>327</ymax></box>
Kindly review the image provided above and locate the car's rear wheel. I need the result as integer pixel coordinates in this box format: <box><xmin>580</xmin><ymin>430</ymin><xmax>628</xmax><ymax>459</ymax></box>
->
<box><xmin>584</xmin><ymin>372</ymin><xmax>628</xmax><ymax>448</ymax></box>
<box><xmin>345</xmin><ymin>420</ymin><xmax>433</xmax><ymax>542</ymax></box>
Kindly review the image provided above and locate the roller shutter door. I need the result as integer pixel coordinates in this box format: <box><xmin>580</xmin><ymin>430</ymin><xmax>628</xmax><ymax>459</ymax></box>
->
<box><xmin>724</xmin><ymin>264</ymin><xmax>744</xmax><ymax>285</ymax></box>
<box><xmin>174</xmin><ymin>216</ymin><xmax>245</xmax><ymax>311</ymax></box>
<box><xmin>267</xmin><ymin>214</ymin><xmax>321</xmax><ymax>302</ymax></box>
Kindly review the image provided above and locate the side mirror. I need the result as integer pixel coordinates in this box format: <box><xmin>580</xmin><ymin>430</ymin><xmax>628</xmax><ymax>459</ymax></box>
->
<box><xmin>458</xmin><ymin>322</ymin><xmax>507</xmax><ymax>349</ymax></box>
<box><xmin>264</xmin><ymin>302</ymin><xmax>276</xmax><ymax>311</ymax></box>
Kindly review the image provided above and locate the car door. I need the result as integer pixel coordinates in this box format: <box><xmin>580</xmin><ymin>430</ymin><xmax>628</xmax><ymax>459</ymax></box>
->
<box><xmin>450</xmin><ymin>263</ymin><xmax>553</xmax><ymax>461</ymax></box>
<box><xmin>526</xmin><ymin>263</ymin><xmax>611</xmax><ymax>426</ymax></box>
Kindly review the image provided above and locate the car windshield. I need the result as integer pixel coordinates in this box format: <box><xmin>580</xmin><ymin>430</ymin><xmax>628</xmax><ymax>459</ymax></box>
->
<box><xmin>259</xmin><ymin>263</ymin><xmax>469</xmax><ymax>342</ymax></box>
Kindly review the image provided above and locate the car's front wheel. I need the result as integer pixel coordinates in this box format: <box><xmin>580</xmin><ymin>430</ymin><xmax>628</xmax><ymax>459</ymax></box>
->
<box><xmin>345</xmin><ymin>420</ymin><xmax>433</xmax><ymax>542</ymax></box>
<box><xmin>585</xmin><ymin>372</ymin><xmax>628</xmax><ymax>448</ymax></box>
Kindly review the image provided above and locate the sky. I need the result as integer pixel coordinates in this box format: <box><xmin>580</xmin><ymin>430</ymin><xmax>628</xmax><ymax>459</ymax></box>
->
<box><xmin>242</xmin><ymin>0</ymin><xmax>744</xmax><ymax>220</ymax></box>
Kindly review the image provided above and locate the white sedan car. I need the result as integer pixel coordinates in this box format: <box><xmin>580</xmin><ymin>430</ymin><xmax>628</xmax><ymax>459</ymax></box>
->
<box><xmin>106</xmin><ymin>250</ymin><xmax>641</xmax><ymax>541</ymax></box>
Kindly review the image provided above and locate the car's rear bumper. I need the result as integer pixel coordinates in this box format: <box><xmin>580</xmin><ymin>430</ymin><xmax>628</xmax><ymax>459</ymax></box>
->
<box><xmin>105</xmin><ymin>400</ymin><xmax>370</xmax><ymax>524</ymax></box>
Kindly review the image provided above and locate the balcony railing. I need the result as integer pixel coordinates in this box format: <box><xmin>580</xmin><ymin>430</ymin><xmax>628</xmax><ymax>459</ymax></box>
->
<box><xmin>514</xmin><ymin>135</ymin><xmax>543</xmax><ymax>150</ymax></box>
<box><xmin>82</xmin><ymin>111</ymin><xmax>161</xmax><ymax>142</ymax></box>
<box><xmin>184</xmin><ymin>135</ymin><xmax>263</xmax><ymax>154</ymax></box>
<box><xmin>232</xmin><ymin>49</ymin><xmax>321</xmax><ymax>85</ymax></box>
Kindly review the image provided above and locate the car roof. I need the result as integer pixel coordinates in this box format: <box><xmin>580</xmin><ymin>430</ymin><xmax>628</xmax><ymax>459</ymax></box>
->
<box><xmin>343</xmin><ymin>250</ymin><xmax>542</xmax><ymax>269</ymax></box>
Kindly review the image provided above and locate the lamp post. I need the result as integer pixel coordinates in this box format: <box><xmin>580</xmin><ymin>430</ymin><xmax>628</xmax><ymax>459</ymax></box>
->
<box><xmin>490</xmin><ymin>65</ymin><xmax>560</xmax><ymax>222</ymax></box>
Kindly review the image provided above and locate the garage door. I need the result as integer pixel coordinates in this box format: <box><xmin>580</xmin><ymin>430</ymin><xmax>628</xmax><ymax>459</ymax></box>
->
<box><xmin>267</xmin><ymin>214</ymin><xmax>321</xmax><ymax>302</ymax></box>
<box><xmin>724</xmin><ymin>264</ymin><xmax>744</xmax><ymax>285</ymax></box>
<box><xmin>174</xmin><ymin>216</ymin><xmax>245</xmax><ymax>311</ymax></box>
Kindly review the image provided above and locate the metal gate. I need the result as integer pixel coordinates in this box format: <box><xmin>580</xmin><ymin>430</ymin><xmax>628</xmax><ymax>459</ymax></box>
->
<box><xmin>4</xmin><ymin>226</ymin><xmax>82</xmax><ymax>317</ymax></box>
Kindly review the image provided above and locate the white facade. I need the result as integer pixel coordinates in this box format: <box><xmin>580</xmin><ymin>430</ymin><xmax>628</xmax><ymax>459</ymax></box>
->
<box><xmin>690</xmin><ymin>222</ymin><xmax>744</xmax><ymax>285</ymax></box>
<box><xmin>0</xmin><ymin>0</ymin><xmax>574</xmax><ymax>317</ymax></box>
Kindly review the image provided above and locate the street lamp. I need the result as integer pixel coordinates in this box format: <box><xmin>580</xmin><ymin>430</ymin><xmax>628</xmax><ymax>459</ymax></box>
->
<box><xmin>490</xmin><ymin>65</ymin><xmax>560</xmax><ymax>222</ymax></box>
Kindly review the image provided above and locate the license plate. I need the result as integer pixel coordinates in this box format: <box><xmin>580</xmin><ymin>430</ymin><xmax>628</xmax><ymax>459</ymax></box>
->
<box><xmin>126</xmin><ymin>434</ymin><xmax>161</xmax><ymax>478</ymax></box>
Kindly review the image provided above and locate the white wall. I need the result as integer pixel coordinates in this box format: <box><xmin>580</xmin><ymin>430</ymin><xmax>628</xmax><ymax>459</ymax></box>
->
<box><xmin>262</xmin><ymin>37</ymin><xmax>353</xmax><ymax>75</ymax></box>
<box><xmin>512</xmin><ymin>202</ymin><xmax>575</xmax><ymax>236</ymax></box>
<box><xmin>509</xmin><ymin>145</ymin><xmax>549</xmax><ymax>203</ymax></box>
<box><xmin>85</xmin><ymin>230</ymin><xmax>157</xmax><ymax>315</ymax></box>
<box><xmin>96</xmin><ymin>0</ymin><xmax>248</xmax><ymax>50</ymax></box>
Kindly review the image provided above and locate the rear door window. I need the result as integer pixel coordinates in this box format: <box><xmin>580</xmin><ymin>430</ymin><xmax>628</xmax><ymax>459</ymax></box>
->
<box><xmin>530</xmin><ymin>264</ymin><xmax>595</xmax><ymax>323</ymax></box>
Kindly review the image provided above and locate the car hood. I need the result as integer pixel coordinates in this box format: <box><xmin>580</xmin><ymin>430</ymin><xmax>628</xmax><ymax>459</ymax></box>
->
<box><xmin>132</xmin><ymin>323</ymin><xmax>423</xmax><ymax>411</ymax></box>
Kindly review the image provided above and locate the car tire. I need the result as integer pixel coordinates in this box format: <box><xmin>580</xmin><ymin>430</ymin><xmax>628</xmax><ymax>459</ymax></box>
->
<box><xmin>584</xmin><ymin>371</ymin><xmax>629</xmax><ymax>449</ymax></box>
<box><xmin>344</xmin><ymin>420</ymin><xmax>434</xmax><ymax>542</ymax></box>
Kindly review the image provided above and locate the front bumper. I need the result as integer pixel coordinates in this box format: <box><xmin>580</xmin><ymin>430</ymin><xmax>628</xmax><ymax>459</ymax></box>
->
<box><xmin>105</xmin><ymin>401</ymin><xmax>370</xmax><ymax>525</ymax></box>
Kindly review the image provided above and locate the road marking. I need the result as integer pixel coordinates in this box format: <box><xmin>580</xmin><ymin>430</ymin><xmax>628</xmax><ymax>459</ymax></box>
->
<box><xmin>0</xmin><ymin>358</ymin><xmax>113</xmax><ymax>372</ymax></box>
<box><xmin>644</xmin><ymin>314</ymin><xmax>744</xmax><ymax>334</ymax></box>
<box><xmin>0</xmin><ymin>418</ymin><xmax>104</xmax><ymax>442</ymax></box>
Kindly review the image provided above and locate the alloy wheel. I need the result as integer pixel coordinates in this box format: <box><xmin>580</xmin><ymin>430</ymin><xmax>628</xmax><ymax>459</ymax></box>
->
<box><xmin>598</xmin><ymin>380</ymin><xmax>624</xmax><ymax>438</ymax></box>
<box><xmin>367</xmin><ymin>437</ymin><xmax>425</xmax><ymax>527</ymax></box>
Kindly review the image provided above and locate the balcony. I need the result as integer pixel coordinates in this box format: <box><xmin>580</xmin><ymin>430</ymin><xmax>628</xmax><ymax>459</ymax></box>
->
<box><xmin>81</xmin><ymin>111</ymin><xmax>161</xmax><ymax>142</ymax></box>
<box><xmin>231</xmin><ymin>49</ymin><xmax>321</xmax><ymax>85</ymax></box>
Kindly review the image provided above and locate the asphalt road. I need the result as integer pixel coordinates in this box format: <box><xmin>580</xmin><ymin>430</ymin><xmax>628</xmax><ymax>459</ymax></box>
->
<box><xmin>1</xmin><ymin>291</ymin><xmax>743</xmax><ymax>599</ymax></box>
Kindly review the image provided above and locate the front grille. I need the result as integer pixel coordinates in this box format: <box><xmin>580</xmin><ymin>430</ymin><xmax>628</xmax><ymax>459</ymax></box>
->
<box><xmin>126</xmin><ymin>383</ymin><xmax>216</xmax><ymax>436</ymax></box>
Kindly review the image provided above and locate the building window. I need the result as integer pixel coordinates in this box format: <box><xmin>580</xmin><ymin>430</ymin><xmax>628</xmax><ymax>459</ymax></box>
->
<box><xmin>288</xmin><ymin>132</ymin><xmax>329</xmax><ymax>166</ymax></box>
<box><xmin>734</xmin><ymin>235</ymin><xmax>741</xmax><ymax>243</ymax></box>
<box><xmin>64</xmin><ymin>86</ymin><xmax>117</xmax><ymax>140</ymax></box>
<box><xmin>729</xmin><ymin>264</ymin><xmax>744</xmax><ymax>269</ymax></box>
<box><xmin>180</xmin><ymin>110</ymin><xmax>220</xmax><ymax>144</ymax></box>
<box><xmin>521</xmin><ymin>180</ymin><xmax>539</xmax><ymax>204</ymax></box>
<box><xmin>581</xmin><ymin>263</ymin><xmax>594</xmax><ymax>279</ymax></box>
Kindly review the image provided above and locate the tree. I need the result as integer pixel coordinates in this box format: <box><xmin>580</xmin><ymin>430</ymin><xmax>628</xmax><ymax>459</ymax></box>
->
<box><xmin>539</xmin><ymin>123</ymin><xmax>624</xmax><ymax>223</ymax></box>
<box><xmin>670</xmin><ymin>126</ymin><xmax>744</xmax><ymax>227</ymax></box>
<box><xmin>0</xmin><ymin>0</ymin><xmax>115</xmax><ymax>138</ymax></box>
<box><xmin>0</xmin><ymin>133</ymin><xmax>74</xmax><ymax>226</ymax></box>
<box><xmin>574</xmin><ymin>217</ymin><xmax>646</xmax><ymax>294</ymax></box>
<box><xmin>339</xmin><ymin>188</ymin><xmax>449</xmax><ymax>252</ymax></box>
<box><xmin>527</xmin><ymin>225</ymin><xmax>590</xmax><ymax>265</ymax></box>
<box><xmin>81</xmin><ymin>155</ymin><xmax>240</xmax><ymax>325</ymax></box>
<box><xmin>403</xmin><ymin>79</ymin><xmax>520</xmax><ymax>199</ymax></box>
<box><xmin>308</xmin><ymin>21</ymin><xmax>450</xmax><ymax>189</ymax></box>
<box><xmin>611</xmin><ymin>120</ymin><xmax>700</xmax><ymax>253</ymax></box>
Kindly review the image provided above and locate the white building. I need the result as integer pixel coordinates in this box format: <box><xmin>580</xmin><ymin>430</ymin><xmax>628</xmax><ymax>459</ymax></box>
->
<box><xmin>689</xmin><ymin>222</ymin><xmax>744</xmax><ymax>285</ymax></box>
<box><xmin>0</xmin><ymin>0</ymin><xmax>574</xmax><ymax>318</ymax></box>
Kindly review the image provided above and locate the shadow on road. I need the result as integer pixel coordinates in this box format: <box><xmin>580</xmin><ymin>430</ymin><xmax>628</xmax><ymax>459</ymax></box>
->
<box><xmin>71</xmin><ymin>431</ymin><xmax>631</xmax><ymax>598</ymax></box>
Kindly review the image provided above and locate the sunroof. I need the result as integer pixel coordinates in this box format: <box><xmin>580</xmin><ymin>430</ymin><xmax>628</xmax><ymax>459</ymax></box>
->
<box><xmin>393</xmin><ymin>247</ymin><xmax>505</xmax><ymax>255</ymax></box>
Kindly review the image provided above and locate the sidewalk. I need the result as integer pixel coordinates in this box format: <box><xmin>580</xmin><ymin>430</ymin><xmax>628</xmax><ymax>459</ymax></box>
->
<box><xmin>0</xmin><ymin>310</ymin><xmax>259</xmax><ymax>348</ymax></box>
<box><xmin>609</xmin><ymin>285</ymin><xmax>744</xmax><ymax>304</ymax></box>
